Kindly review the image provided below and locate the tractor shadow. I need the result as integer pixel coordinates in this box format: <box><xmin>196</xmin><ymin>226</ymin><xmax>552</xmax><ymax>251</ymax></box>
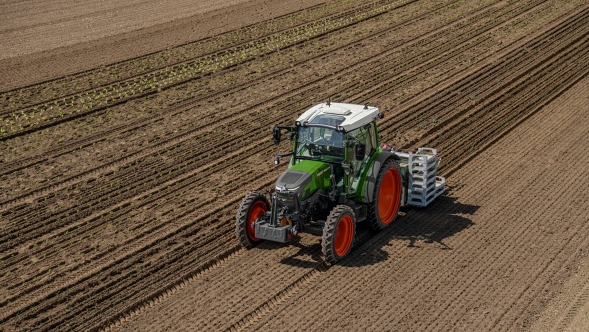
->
<box><xmin>273</xmin><ymin>189</ymin><xmax>478</xmax><ymax>268</ymax></box>
<box><xmin>340</xmin><ymin>193</ymin><xmax>478</xmax><ymax>267</ymax></box>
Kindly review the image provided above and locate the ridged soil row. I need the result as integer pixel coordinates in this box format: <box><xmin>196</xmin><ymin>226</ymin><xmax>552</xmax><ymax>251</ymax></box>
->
<box><xmin>0</xmin><ymin>129</ymin><xmax>286</xmax><ymax>315</ymax></box>
<box><xmin>0</xmin><ymin>95</ymin><xmax>298</xmax><ymax>250</ymax></box>
<box><xmin>244</xmin><ymin>76</ymin><xmax>589</xmax><ymax>331</ymax></box>
<box><xmin>0</xmin><ymin>168</ymin><xmax>283</xmax><ymax>331</ymax></box>
<box><xmin>0</xmin><ymin>0</ymin><xmax>418</xmax><ymax>140</ymax></box>
<box><xmin>346</xmin><ymin>0</ymin><xmax>556</xmax><ymax>105</ymax></box>
<box><xmin>431</xmin><ymin>17</ymin><xmax>589</xmax><ymax>171</ymax></box>
<box><xmin>408</xmin><ymin>7</ymin><xmax>587</xmax><ymax>154</ymax></box>
<box><xmin>0</xmin><ymin>0</ymin><xmax>463</xmax><ymax>184</ymax></box>
<box><xmin>1</xmin><ymin>0</ymin><xmax>568</xmax><ymax>330</ymax></box>
<box><xmin>0</xmin><ymin>0</ymin><xmax>518</xmax><ymax>253</ymax></box>
<box><xmin>281</xmin><ymin>0</ymin><xmax>547</xmax><ymax>111</ymax></box>
<box><xmin>374</xmin><ymin>1</ymin><xmax>589</xmax><ymax>147</ymax></box>
<box><xmin>0</xmin><ymin>0</ymin><xmax>391</xmax><ymax>112</ymax></box>
<box><xmin>0</xmin><ymin>0</ymin><xmax>576</xmax><ymax>330</ymax></box>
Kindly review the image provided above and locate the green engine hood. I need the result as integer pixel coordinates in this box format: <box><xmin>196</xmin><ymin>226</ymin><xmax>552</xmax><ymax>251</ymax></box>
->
<box><xmin>275</xmin><ymin>160</ymin><xmax>331</xmax><ymax>200</ymax></box>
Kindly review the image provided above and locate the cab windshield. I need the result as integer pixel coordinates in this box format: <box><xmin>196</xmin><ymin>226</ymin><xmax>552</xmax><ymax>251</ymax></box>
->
<box><xmin>295</xmin><ymin>126</ymin><xmax>345</xmax><ymax>162</ymax></box>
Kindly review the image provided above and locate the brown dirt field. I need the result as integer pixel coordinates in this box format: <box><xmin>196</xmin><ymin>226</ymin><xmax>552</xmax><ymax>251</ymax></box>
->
<box><xmin>1</xmin><ymin>0</ymin><xmax>589</xmax><ymax>331</ymax></box>
<box><xmin>114</xmin><ymin>73</ymin><xmax>589</xmax><ymax>332</ymax></box>
<box><xmin>0</xmin><ymin>0</ymin><xmax>329</xmax><ymax>90</ymax></box>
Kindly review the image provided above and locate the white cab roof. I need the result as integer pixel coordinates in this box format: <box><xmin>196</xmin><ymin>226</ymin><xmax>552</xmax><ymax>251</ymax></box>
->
<box><xmin>295</xmin><ymin>102</ymin><xmax>380</xmax><ymax>132</ymax></box>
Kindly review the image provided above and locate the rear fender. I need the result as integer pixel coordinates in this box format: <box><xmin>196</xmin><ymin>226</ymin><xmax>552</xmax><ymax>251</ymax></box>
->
<box><xmin>363</xmin><ymin>151</ymin><xmax>400</xmax><ymax>203</ymax></box>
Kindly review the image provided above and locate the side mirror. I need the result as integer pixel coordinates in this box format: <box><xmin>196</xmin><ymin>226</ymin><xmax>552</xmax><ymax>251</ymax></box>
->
<box><xmin>272</xmin><ymin>127</ymin><xmax>281</xmax><ymax>145</ymax></box>
<box><xmin>355</xmin><ymin>143</ymin><xmax>366</xmax><ymax>160</ymax></box>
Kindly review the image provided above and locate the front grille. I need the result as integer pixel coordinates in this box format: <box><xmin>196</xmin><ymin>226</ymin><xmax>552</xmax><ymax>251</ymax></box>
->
<box><xmin>276</xmin><ymin>192</ymin><xmax>296</xmax><ymax>207</ymax></box>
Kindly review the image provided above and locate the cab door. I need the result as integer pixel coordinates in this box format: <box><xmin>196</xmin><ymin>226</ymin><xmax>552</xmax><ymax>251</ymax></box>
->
<box><xmin>347</xmin><ymin>123</ymin><xmax>376</xmax><ymax>193</ymax></box>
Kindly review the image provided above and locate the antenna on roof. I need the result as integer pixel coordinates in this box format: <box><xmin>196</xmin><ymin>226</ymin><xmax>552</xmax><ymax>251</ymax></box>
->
<box><xmin>364</xmin><ymin>104</ymin><xmax>368</xmax><ymax>110</ymax></box>
<box><xmin>327</xmin><ymin>96</ymin><xmax>331</xmax><ymax>106</ymax></box>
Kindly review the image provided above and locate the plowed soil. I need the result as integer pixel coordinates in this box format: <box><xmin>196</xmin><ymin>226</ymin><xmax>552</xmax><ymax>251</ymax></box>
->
<box><xmin>1</xmin><ymin>0</ymin><xmax>589</xmax><ymax>331</ymax></box>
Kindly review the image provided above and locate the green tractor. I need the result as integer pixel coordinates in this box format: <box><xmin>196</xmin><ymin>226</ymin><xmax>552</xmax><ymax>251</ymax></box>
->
<box><xmin>236</xmin><ymin>101</ymin><xmax>445</xmax><ymax>263</ymax></box>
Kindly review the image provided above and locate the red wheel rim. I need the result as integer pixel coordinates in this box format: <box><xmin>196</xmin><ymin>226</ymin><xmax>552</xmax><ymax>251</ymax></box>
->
<box><xmin>334</xmin><ymin>215</ymin><xmax>354</xmax><ymax>257</ymax></box>
<box><xmin>247</xmin><ymin>200</ymin><xmax>267</xmax><ymax>241</ymax></box>
<box><xmin>378</xmin><ymin>167</ymin><xmax>401</xmax><ymax>224</ymax></box>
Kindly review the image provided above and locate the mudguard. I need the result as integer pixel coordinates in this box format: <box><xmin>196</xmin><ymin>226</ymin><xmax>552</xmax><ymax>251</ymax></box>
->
<box><xmin>363</xmin><ymin>151</ymin><xmax>400</xmax><ymax>203</ymax></box>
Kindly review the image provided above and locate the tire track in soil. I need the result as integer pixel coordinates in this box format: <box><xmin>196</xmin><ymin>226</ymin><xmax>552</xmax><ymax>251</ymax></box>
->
<box><xmin>533</xmin><ymin>252</ymin><xmax>589</xmax><ymax>332</ymax></box>
<box><xmin>0</xmin><ymin>0</ymin><xmax>580</xmax><ymax>330</ymax></box>
<box><xmin>223</xmin><ymin>227</ymin><xmax>380</xmax><ymax>332</ymax></box>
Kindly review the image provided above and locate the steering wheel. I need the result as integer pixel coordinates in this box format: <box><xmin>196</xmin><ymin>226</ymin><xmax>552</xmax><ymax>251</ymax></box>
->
<box><xmin>297</xmin><ymin>137</ymin><xmax>318</xmax><ymax>154</ymax></box>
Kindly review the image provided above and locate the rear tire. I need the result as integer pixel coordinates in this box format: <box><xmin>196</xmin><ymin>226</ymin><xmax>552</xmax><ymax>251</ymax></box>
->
<box><xmin>368</xmin><ymin>159</ymin><xmax>402</xmax><ymax>230</ymax></box>
<box><xmin>236</xmin><ymin>191</ymin><xmax>269</xmax><ymax>249</ymax></box>
<box><xmin>322</xmin><ymin>205</ymin><xmax>356</xmax><ymax>264</ymax></box>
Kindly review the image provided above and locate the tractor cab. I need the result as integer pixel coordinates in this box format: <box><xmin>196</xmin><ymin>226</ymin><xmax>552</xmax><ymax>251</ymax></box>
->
<box><xmin>287</xmin><ymin>102</ymin><xmax>382</xmax><ymax>194</ymax></box>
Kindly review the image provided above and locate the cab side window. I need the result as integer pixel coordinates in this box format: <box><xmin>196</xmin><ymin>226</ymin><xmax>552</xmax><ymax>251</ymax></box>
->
<box><xmin>348</xmin><ymin>125</ymin><xmax>373</xmax><ymax>156</ymax></box>
<box><xmin>347</xmin><ymin>124</ymin><xmax>376</xmax><ymax>191</ymax></box>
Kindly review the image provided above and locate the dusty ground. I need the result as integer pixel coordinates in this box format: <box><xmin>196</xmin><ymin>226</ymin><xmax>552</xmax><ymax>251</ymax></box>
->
<box><xmin>0</xmin><ymin>0</ymin><xmax>329</xmax><ymax>90</ymax></box>
<box><xmin>113</xmin><ymin>69</ymin><xmax>589</xmax><ymax>332</ymax></box>
<box><xmin>1</xmin><ymin>0</ymin><xmax>589</xmax><ymax>331</ymax></box>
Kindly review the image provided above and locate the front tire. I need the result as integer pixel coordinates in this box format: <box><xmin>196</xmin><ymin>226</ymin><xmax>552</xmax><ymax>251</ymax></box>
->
<box><xmin>236</xmin><ymin>191</ymin><xmax>269</xmax><ymax>248</ymax></box>
<box><xmin>368</xmin><ymin>159</ymin><xmax>402</xmax><ymax>230</ymax></box>
<box><xmin>322</xmin><ymin>205</ymin><xmax>356</xmax><ymax>264</ymax></box>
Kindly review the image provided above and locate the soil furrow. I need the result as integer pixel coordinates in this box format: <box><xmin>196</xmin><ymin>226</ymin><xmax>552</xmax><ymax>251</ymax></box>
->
<box><xmin>0</xmin><ymin>0</ymin><xmax>461</xmax><ymax>178</ymax></box>
<box><xmin>2</xmin><ymin>0</ymin><xmax>587</xmax><ymax>330</ymax></box>
<box><xmin>377</xmin><ymin>3</ymin><xmax>589</xmax><ymax>146</ymax></box>
<box><xmin>0</xmin><ymin>0</ymin><xmax>383</xmax><ymax>106</ymax></box>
